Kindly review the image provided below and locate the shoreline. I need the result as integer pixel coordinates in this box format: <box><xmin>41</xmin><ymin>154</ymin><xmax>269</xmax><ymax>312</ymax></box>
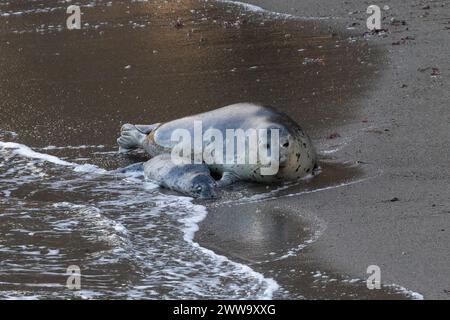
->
<box><xmin>197</xmin><ymin>0</ymin><xmax>450</xmax><ymax>299</ymax></box>
<box><xmin>0</xmin><ymin>0</ymin><xmax>448</xmax><ymax>299</ymax></box>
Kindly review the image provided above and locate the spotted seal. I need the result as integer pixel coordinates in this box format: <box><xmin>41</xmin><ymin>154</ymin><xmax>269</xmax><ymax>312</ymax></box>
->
<box><xmin>117</xmin><ymin>103</ymin><xmax>317</xmax><ymax>197</ymax></box>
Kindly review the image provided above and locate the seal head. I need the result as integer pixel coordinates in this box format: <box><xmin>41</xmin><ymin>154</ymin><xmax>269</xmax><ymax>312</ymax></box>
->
<box><xmin>189</xmin><ymin>174</ymin><xmax>217</xmax><ymax>199</ymax></box>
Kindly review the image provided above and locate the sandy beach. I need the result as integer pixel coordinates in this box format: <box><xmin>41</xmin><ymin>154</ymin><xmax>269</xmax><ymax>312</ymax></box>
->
<box><xmin>200</xmin><ymin>0</ymin><xmax>449</xmax><ymax>299</ymax></box>
<box><xmin>0</xmin><ymin>0</ymin><xmax>448</xmax><ymax>299</ymax></box>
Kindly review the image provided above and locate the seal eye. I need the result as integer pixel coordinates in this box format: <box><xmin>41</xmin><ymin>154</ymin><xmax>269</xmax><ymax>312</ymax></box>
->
<box><xmin>282</xmin><ymin>142</ymin><xmax>289</xmax><ymax>148</ymax></box>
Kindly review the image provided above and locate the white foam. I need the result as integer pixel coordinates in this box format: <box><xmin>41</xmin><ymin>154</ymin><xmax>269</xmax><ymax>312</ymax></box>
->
<box><xmin>341</xmin><ymin>277</ymin><xmax>424</xmax><ymax>300</ymax></box>
<box><xmin>0</xmin><ymin>141</ymin><xmax>74</xmax><ymax>166</ymax></box>
<box><xmin>0</xmin><ymin>129</ymin><xmax>18</xmax><ymax>138</ymax></box>
<box><xmin>276</xmin><ymin>225</ymin><xmax>325</xmax><ymax>261</ymax></box>
<box><xmin>221</xmin><ymin>183</ymin><xmax>293</xmax><ymax>205</ymax></box>
<box><xmin>39</xmin><ymin>145</ymin><xmax>105</xmax><ymax>150</ymax></box>
<box><xmin>386</xmin><ymin>284</ymin><xmax>424</xmax><ymax>300</ymax></box>
<box><xmin>236</xmin><ymin>178</ymin><xmax>371</xmax><ymax>205</ymax></box>
<box><xmin>0</xmin><ymin>141</ymin><xmax>107</xmax><ymax>174</ymax></box>
<box><xmin>218</xmin><ymin>0</ymin><xmax>288</xmax><ymax>16</ymax></box>
<box><xmin>1</xmin><ymin>292</ymin><xmax>40</xmax><ymax>300</ymax></box>
<box><xmin>52</xmin><ymin>202</ymin><xmax>131</xmax><ymax>248</ymax></box>
<box><xmin>175</xmin><ymin>196</ymin><xmax>280</xmax><ymax>299</ymax></box>
<box><xmin>216</xmin><ymin>0</ymin><xmax>333</xmax><ymax>20</ymax></box>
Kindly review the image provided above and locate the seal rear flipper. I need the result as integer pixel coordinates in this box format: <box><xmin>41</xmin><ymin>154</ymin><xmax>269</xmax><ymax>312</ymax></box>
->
<box><xmin>117</xmin><ymin>124</ymin><xmax>148</xmax><ymax>153</ymax></box>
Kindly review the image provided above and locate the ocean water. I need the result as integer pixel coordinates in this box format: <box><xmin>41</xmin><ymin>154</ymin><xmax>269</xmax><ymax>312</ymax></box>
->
<box><xmin>0</xmin><ymin>138</ymin><xmax>282</xmax><ymax>299</ymax></box>
<box><xmin>0</xmin><ymin>0</ymin><xmax>423</xmax><ymax>299</ymax></box>
<box><xmin>0</xmin><ymin>133</ymin><xmax>424</xmax><ymax>300</ymax></box>
<box><xmin>2</xmin><ymin>129</ymin><xmax>301</xmax><ymax>298</ymax></box>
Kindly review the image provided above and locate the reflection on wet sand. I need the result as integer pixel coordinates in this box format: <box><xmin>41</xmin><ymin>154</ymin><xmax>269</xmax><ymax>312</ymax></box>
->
<box><xmin>199</xmin><ymin>160</ymin><xmax>418</xmax><ymax>299</ymax></box>
<box><xmin>0</xmin><ymin>0</ymin><xmax>376</xmax><ymax>148</ymax></box>
<box><xmin>0</xmin><ymin>0</ymin><xmax>411</xmax><ymax>299</ymax></box>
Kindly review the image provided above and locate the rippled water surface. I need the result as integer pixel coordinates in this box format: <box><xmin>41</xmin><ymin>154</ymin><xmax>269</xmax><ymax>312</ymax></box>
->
<box><xmin>0</xmin><ymin>0</ymin><xmax>421</xmax><ymax>299</ymax></box>
<box><xmin>1</xmin><ymin>139</ymin><xmax>285</xmax><ymax>299</ymax></box>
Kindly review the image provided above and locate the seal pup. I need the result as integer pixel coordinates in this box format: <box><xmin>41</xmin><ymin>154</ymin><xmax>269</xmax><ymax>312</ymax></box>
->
<box><xmin>115</xmin><ymin>154</ymin><xmax>217</xmax><ymax>199</ymax></box>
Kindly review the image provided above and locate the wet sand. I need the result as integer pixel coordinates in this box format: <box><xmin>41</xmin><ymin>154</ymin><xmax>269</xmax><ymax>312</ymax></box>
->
<box><xmin>227</xmin><ymin>0</ymin><xmax>450</xmax><ymax>299</ymax></box>
<box><xmin>0</xmin><ymin>0</ymin><xmax>447</xmax><ymax>299</ymax></box>
<box><xmin>0</xmin><ymin>0</ymin><xmax>376</xmax><ymax>149</ymax></box>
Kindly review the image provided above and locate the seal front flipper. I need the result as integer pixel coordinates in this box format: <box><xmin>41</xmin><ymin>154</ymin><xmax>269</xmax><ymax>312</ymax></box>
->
<box><xmin>217</xmin><ymin>172</ymin><xmax>240</xmax><ymax>188</ymax></box>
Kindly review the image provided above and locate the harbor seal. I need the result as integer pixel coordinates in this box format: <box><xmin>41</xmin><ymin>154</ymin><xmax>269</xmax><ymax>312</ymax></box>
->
<box><xmin>114</xmin><ymin>155</ymin><xmax>217</xmax><ymax>199</ymax></box>
<box><xmin>117</xmin><ymin>103</ymin><xmax>317</xmax><ymax>196</ymax></box>
<box><xmin>144</xmin><ymin>154</ymin><xmax>217</xmax><ymax>199</ymax></box>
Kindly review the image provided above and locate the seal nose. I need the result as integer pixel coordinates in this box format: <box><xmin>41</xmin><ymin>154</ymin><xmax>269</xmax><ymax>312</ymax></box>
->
<box><xmin>208</xmin><ymin>187</ymin><xmax>218</xmax><ymax>199</ymax></box>
<box><xmin>199</xmin><ymin>186</ymin><xmax>218</xmax><ymax>199</ymax></box>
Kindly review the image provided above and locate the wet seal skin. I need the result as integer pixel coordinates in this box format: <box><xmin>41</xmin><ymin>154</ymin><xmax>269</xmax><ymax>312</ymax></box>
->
<box><xmin>117</xmin><ymin>103</ymin><xmax>317</xmax><ymax>196</ymax></box>
<box><xmin>144</xmin><ymin>154</ymin><xmax>218</xmax><ymax>199</ymax></box>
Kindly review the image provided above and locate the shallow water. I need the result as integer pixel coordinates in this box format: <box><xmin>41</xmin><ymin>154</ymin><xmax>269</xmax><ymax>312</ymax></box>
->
<box><xmin>0</xmin><ymin>139</ymin><xmax>282</xmax><ymax>299</ymax></box>
<box><xmin>0</xmin><ymin>0</ymin><xmax>420</xmax><ymax>299</ymax></box>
